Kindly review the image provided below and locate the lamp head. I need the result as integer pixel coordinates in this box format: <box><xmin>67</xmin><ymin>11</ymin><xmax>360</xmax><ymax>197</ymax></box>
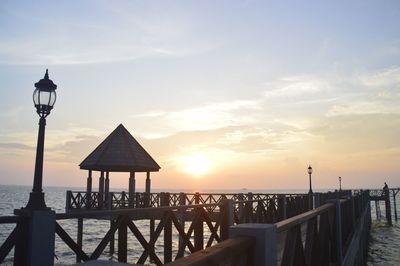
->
<box><xmin>33</xmin><ymin>69</ymin><xmax>57</xmax><ymax>117</ymax></box>
<box><xmin>307</xmin><ymin>165</ymin><xmax>313</xmax><ymax>175</ymax></box>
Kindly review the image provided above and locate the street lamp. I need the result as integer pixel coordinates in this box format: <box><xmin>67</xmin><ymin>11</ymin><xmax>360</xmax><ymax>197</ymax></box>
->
<box><xmin>307</xmin><ymin>165</ymin><xmax>313</xmax><ymax>194</ymax></box>
<box><xmin>25</xmin><ymin>69</ymin><xmax>57</xmax><ymax>210</ymax></box>
<box><xmin>339</xmin><ymin>176</ymin><xmax>342</xmax><ymax>191</ymax></box>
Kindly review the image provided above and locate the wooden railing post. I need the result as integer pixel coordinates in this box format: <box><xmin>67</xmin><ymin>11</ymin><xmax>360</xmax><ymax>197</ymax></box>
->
<box><xmin>329</xmin><ymin>199</ymin><xmax>343</xmax><ymax>265</ymax></box>
<box><xmin>238</xmin><ymin>193</ymin><xmax>244</xmax><ymax>223</ymax></box>
<box><xmin>230</xmin><ymin>224</ymin><xmax>277</xmax><ymax>266</ymax></box>
<box><xmin>277</xmin><ymin>194</ymin><xmax>287</xmax><ymax>221</ymax></box>
<box><xmin>220</xmin><ymin>199</ymin><xmax>234</xmax><ymax>241</ymax></box>
<box><xmin>66</xmin><ymin>190</ymin><xmax>72</xmax><ymax>210</ymax></box>
<box><xmin>350</xmin><ymin>196</ymin><xmax>356</xmax><ymax>230</ymax></box>
<box><xmin>195</xmin><ymin>192</ymin><xmax>200</xmax><ymax>204</ymax></box>
<box><xmin>107</xmin><ymin>192</ymin><xmax>113</xmax><ymax>210</ymax></box>
<box><xmin>135</xmin><ymin>192</ymin><xmax>141</xmax><ymax>208</ymax></box>
<box><xmin>393</xmin><ymin>190</ymin><xmax>398</xmax><ymax>221</ymax></box>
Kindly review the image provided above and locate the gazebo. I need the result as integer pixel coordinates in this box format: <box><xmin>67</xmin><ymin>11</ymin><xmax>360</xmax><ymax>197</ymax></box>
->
<box><xmin>79</xmin><ymin>124</ymin><xmax>160</xmax><ymax>207</ymax></box>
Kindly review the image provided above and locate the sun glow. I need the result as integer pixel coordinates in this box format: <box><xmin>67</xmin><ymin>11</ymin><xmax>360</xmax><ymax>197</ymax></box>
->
<box><xmin>181</xmin><ymin>154</ymin><xmax>211</xmax><ymax>176</ymax></box>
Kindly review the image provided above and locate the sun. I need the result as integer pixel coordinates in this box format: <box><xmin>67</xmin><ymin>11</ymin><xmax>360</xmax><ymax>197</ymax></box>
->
<box><xmin>182</xmin><ymin>154</ymin><xmax>211</xmax><ymax>177</ymax></box>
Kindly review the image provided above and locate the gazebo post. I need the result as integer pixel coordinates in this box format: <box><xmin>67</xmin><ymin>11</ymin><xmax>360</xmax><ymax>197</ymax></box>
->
<box><xmin>105</xmin><ymin>171</ymin><xmax>110</xmax><ymax>209</ymax></box>
<box><xmin>129</xmin><ymin>172</ymin><xmax>135</xmax><ymax>208</ymax></box>
<box><xmin>145</xmin><ymin>172</ymin><xmax>151</xmax><ymax>193</ymax></box>
<box><xmin>99</xmin><ymin>171</ymin><xmax>105</xmax><ymax>208</ymax></box>
<box><xmin>145</xmin><ymin>172</ymin><xmax>151</xmax><ymax>207</ymax></box>
<box><xmin>86</xmin><ymin>170</ymin><xmax>92</xmax><ymax>209</ymax></box>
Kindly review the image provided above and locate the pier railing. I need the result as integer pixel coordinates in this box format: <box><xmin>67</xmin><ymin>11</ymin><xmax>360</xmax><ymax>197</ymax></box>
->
<box><xmin>66</xmin><ymin>191</ymin><xmax>309</xmax><ymax>210</ymax></box>
<box><xmin>0</xmin><ymin>192</ymin><xmax>309</xmax><ymax>265</ymax></box>
<box><xmin>0</xmin><ymin>190</ymin><xmax>370</xmax><ymax>265</ymax></box>
<box><xmin>168</xmin><ymin>190</ymin><xmax>371</xmax><ymax>266</ymax></box>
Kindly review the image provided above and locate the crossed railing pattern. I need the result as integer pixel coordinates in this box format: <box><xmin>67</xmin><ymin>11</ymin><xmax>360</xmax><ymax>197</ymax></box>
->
<box><xmin>0</xmin><ymin>191</ymin><xmax>365</xmax><ymax>265</ymax></box>
<box><xmin>66</xmin><ymin>191</ymin><xmax>308</xmax><ymax>211</ymax></box>
<box><xmin>54</xmin><ymin>202</ymin><xmax>232</xmax><ymax>265</ymax></box>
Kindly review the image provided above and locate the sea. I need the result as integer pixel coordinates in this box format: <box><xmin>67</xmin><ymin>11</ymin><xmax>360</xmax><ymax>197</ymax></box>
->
<box><xmin>0</xmin><ymin>185</ymin><xmax>399</xmax><ymax>265</ymax></box>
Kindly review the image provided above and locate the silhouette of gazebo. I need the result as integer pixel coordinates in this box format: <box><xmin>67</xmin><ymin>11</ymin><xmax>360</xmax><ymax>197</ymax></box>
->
<box><xmin>80</xmin><ymin>124</ymin><xmax>160</xmax><ymax>203</ymax></box>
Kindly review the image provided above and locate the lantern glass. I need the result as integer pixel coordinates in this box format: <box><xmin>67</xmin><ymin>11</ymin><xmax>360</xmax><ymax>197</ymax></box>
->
<box><xmin>33</xmin><ymin>89</ymin><xmax>57</xmax><ymax>116</ymax></box>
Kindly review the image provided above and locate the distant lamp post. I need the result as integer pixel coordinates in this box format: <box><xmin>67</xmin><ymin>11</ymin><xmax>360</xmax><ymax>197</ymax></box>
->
<box><xmin>339</xmin><ymin>176</ymin><xmax>342</xmax><ymax>191</ymax></box>
<box><xmin>307</xmin><ymin>165</ymin><xmax>313</xmax><ymax>194</ymax></box>
<box><xmin>25</xmin><ymin>69</ymin><xmax>57</xmax><ymax>210</ymax></box>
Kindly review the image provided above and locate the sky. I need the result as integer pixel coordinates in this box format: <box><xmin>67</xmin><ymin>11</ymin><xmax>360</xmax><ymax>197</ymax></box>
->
<box><xmin>0</xmin><ymin>0</ymin><xmax>399</xmax><ymax>191</ymax></box>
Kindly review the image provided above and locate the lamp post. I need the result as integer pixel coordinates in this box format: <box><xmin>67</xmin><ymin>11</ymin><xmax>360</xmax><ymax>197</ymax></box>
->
<box><xmin>339</xmin><ymin>176</ymin><xmax>342</xmax><ymax>191</ymax></box>
<box><xmin>25</xmin><ymin>69</ymin><xmax>57</xmax><ymax>210</ymax></box>
<box><xmin>307</xmin><ymin>165</ymin><xmax>313</xmax><ymax>194</ymax></box>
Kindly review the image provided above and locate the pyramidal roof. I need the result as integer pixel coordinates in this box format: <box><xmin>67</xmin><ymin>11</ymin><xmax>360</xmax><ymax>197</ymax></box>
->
<box><xmin>80</xmin><ymin>124</ymin><xmax>160</xmax><ymax>172</ymax></box>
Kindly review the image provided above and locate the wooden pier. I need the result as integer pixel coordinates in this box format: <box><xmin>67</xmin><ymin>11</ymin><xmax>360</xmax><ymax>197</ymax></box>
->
<box><xmin>0</xmin><ymin>188</ymin><xmax>389</xmax><ymax>265</ymax></box>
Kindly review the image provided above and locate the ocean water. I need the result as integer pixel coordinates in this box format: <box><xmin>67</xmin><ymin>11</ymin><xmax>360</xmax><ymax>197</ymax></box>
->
<box><xmin>0</xmin><ymin>185</ymin><xmax>399</xmax><ymax>265</ymax></box>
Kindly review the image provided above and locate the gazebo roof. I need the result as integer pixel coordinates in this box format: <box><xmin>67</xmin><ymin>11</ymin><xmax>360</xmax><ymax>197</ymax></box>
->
<box><xmin>80</xmin><ymin>124</ymin><xmax>160</xmax><ymax>172</ymax></box>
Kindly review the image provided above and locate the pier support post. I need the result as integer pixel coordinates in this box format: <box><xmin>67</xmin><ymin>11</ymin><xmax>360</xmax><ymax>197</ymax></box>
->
<box><xmin>149</xmin><ymin>218</ymin><xmax>155</xmax><ymax>262</ymax></box>
<box><xmin>162</xmin><ymin>192</ymin><xmax>172</xmax><ymax>263</ymax></box>
<box><xmin>230</xmin><ymin>224</ymin><xmax>277</xmax><ymax>266</ymax></box>
<box><xmin>393</xmin><ymin>190</ymin><xmax>398</xmax><ymax>221</ymax></box>
<box><xmin>15</xmin><ymin>209</ymin><xmax>56</xmax><ymax>266</ymax></box>
<box><xmin>110</xmin><ymin>219</ymin><xmax>115</xmax><ymax>256</ymax></box>
<box><xmin>375</xmin><ymin>200</ymin><xmax>381</xmax><ymax>220</ymax></box>
<box><xmin>118</xmin><ymin>216</ymin><xmax>127</xmax><ymax>263</ymax></box>
<box><xmin>178</xmin><ymin>192</ymin><xmax>186</xmax><ymax>253</ymax></box>
<box><xmin>194</xmin><ymin>206</ymin><xmax>204</xmax><ymax>251</ymax></box>
<box><xmin>76</xmin><ymin>218</ymin><xmax>83</xmax><ymax>263</ymax></box>
<box><xmin>384</xmin><ymin>193</ymin><xmax>392</xmax><ymax>225</ymax></box>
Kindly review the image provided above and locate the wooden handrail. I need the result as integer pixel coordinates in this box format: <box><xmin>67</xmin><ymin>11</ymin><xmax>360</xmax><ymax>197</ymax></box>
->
<box><xmin>166</xmin><ymin>236</ymin><xmax>255</xmax><ymax>266</ymax></box>
<box><xmin>275</xmin><ymin>198</ymin><xmax>347</xmax><ymax>233</ymax></box>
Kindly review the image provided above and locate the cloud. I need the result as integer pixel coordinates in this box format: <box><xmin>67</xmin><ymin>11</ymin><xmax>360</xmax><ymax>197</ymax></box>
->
<box><xmin>326</xmin><ymin>101</ymin><xmax>400</xmax><ymax>117</ymax></box>
<box><xmin>133</xmin><ymin>100</ymin><xmax>262</xmax><ymax>134</ymax></box>
<box><xmin>357</xmin><ymin>67</ymin><xmax>400</xmax><ymax>88</ymax></box>
<box><xmin>0</xmin><ymin>142</ymin><xmax>33</xmax><ymax>150</ymax></box>
<box><xmin>263</xmin><ymin>75</ymin><xmax>330</xmax><ymax>99</ymax></box>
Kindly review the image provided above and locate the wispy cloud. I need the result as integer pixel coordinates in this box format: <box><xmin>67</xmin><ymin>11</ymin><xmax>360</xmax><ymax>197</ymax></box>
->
<box><xmin>0</xmin><ymin>142</ymin><xmax>33</xmax><ymax>150</ymax></box>
<box><xmin>263</xmin><ymin>75</ymin><xmax>330</xmax><ymax>99</ymax></box>
<box><xmin>133</xmin><ymin>100</ymin><xmax>262</xmax><ymax>135</ymax></box>
<box><xmin>356</xmin><ymin>67</ymin><xmax>400</xmax><ymax>88</ymax></box>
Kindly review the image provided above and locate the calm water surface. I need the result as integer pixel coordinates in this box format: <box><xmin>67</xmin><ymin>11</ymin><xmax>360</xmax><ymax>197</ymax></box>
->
<box><xmin>0</xmin><ymin>185</ymin><xmax>399</xmax><ymax>265</ymax></box>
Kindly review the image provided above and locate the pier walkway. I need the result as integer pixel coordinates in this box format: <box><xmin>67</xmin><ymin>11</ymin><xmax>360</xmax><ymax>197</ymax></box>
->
<box><xmin>0</xmin><ymin>189</ymin><xmax>397</xmax><ymax>265</ymax></box>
